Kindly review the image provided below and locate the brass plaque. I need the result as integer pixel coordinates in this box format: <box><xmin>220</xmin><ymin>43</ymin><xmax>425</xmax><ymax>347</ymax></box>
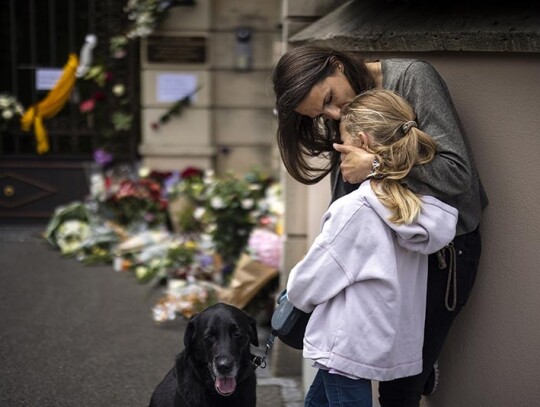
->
<box><xmin>147</xmin><ymin>36</ymin><xmax>207</xmax><ymax>64</ymax></box>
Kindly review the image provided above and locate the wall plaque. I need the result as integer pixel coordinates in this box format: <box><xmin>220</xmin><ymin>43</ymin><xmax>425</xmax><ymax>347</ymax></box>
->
<box><xmin>147</xmin><ymin>36</ymin><xmax>207</xmax><ymax>64</ymax></box>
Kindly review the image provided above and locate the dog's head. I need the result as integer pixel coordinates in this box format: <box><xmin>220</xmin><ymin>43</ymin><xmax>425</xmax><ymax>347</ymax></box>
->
<box><xmin>183</xmin><ymin>303</ymin><xmax>259</xmax><ymax>396</ymax></box>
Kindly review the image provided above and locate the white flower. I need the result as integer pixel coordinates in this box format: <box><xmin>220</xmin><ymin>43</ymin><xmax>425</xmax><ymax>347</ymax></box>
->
<box><xmin>193</xmin><ymin>207</ymin><xmax>205</xmax><ymax>220</ymax></box>
<box><xmin>112</xmin><ymin>84</ymin><xmax>125</xmax><ymax>97</ymax></box>
<box><xmin>0</xmin><ymin>93</ymin><xmax>25</xmax><ymax>122</ymax></box>
<box><xmin>210</xmin><ymin>197</ymin><xmax>225</xmax><ymax>209</ymax></box>
<box><xmin>55</xmin><ymin>220</ymin><xmax>91</xmax><ymax>255</ymax></box>
<box><xmin>203</xmin><ymin>170</ymin><xmax>215</xmax><ymax>184</ymax></box>
<box><xmin>137</xmin><ymin>11</ymin><xmax>153</xmax><ymax>24</ymax></box>
<box><xmin>271</xmin><ymin>201</ymin><xmax>284</xmax><ymax>215</ymax></box>
<box><xmin>2</xmin><ymin>109</ymin><xmax>13</xmax><ymax>120</ymax></box>
<box><xmin>241</xmin><ymin>199</ymin><xmax>254</xmax><ymax>210</ymax></box>
<box><xmin>89</xmin><ymin>173</ymin><xmax>105</xmax><ymax>199</ymax></box>
<box><xmin>136</xmin><ymin>26</ymin><xmax>153</xmax><ymax>37</ymax></box>
<box><xmin>138</xmin><ymin>167</ymin><xmax>150</xmax><ymax>178</ymax></box>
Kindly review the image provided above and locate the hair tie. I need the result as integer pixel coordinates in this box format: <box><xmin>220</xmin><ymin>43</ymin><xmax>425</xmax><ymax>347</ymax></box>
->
<box><xmin>402</xmin><ymin>120</ymin><xmax>418</xmax><ymax>134</ymax></box>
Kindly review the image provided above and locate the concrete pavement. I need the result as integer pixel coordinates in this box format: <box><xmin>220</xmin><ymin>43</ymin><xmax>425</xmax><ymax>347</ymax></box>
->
<box><xmin>0</xmin><ymin>226</ymin><xmax>303</xmax><ymax>407</ymax></box>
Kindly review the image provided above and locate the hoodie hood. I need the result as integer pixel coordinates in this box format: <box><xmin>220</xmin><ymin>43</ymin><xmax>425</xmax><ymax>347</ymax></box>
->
<box><xmin>359</xmin><ymin>181</ymin><xmax>458</xmax><ymax>255</ymax></box>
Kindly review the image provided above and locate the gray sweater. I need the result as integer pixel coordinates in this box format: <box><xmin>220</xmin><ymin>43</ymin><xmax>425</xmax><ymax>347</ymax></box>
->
<box><xmin>331</xmin><ymin>59</ymin><xmax>488</xmax><ymax>236</ymax></box>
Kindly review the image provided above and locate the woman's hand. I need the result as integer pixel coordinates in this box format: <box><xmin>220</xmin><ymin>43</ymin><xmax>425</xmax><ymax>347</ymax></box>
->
<box><xmin>333</xmin><ymin>143</ymin><xmax>375</xmax><ymax>184</ymax></box>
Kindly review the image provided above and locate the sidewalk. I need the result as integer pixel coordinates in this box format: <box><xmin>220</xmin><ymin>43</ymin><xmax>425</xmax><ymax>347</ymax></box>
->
<box><xmin>0</xmin><ymin>226</ymin><xmax>303</xmax><ymax>406</ymax></box>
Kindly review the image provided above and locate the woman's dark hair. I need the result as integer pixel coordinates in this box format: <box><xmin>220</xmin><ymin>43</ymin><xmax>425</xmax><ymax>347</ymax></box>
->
<box><xmin>272</xmin><ymin>45</ymin><xmax>375</xmax><ymax>184</ymax></box>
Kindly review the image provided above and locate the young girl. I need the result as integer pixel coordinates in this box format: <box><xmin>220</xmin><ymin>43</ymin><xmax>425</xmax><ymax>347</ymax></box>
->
<box><xmin>286</xmin><ymin>89</ymin><xmax>459</xmax><ymax>407</ymax></box>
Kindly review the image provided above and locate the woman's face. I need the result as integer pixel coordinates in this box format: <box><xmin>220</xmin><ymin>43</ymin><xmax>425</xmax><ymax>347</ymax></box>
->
<box><xmin>294</xmin><ymin>66</ymin><xmax>356</xmax><ymax>121</ymax></box>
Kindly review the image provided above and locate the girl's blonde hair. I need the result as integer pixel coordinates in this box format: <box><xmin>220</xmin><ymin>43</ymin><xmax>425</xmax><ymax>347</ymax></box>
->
<box><xmin>340</xmin><ymin>89</ymin><xmax>437</xmax><ymax>224</ymax></box>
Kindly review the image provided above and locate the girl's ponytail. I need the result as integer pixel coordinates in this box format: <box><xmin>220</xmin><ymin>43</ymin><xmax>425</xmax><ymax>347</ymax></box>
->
<box><xmin>372</xmin><ymin>126</ymin><xmax>436</xmax><ymax>224</ymax></box>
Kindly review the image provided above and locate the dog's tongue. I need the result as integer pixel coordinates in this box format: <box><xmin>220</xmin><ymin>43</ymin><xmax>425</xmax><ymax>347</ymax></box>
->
<box><xmin>215</xmin><ymin>376</ymin><xmax>236</xmax><ymax>396</ymax></box>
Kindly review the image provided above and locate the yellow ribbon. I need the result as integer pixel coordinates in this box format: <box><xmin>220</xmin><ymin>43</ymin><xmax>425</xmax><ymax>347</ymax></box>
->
<box><xmin>21</xmin><ymin>54</ymin><xmax>79</xmax><ymax>154</ymax></box>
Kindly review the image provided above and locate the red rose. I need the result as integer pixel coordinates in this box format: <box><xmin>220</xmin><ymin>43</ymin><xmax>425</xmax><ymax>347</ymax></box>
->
<box><xmin>181</xmin><ymin>166</ymin><xmax>204</xmax><ymax>179</ymax></box>
<box><xmin>94</xmin><ymin>91</ymin><xmax>106</xmax><ymax>101</ymax></box>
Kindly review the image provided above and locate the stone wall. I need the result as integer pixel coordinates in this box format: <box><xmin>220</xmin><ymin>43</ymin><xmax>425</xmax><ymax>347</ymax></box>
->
<box><xmin>139</xmin><ymin>0</ymin><xmax>281</xmax><ymax>176</ymax></box>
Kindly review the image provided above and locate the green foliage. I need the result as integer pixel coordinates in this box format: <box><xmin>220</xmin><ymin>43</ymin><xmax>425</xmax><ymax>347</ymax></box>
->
<box><xmin>169</xmin><ymin>169</ymin><xmax>273</xmax><ymax>265</ymax></box>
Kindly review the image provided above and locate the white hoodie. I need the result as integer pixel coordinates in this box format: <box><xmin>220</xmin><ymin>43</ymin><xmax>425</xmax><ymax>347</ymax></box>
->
<box><xmin>286</xmin><ymin>180</ymin><xmax>458</xmax><ymax>381</ymax></box>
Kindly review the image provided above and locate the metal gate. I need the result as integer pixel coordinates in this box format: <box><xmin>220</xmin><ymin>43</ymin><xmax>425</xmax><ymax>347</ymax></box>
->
<box><xmin>0</xmin><ymin>0</ymin><xmax>140</xmax><ymax>223</ymax></box>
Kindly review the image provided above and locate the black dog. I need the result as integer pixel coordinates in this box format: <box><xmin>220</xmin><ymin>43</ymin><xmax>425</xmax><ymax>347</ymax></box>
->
<box><xmin>149</xmin><ymin>303</ymin><xmax>259</xmax><ymax>407</ymax></box>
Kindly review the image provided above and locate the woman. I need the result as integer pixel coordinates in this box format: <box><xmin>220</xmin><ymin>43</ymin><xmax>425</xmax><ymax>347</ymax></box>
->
<box><xmin>273</xmin><ymin>46</ymin><xmax>487</xmax><ymax>407</ymax></box>
<box><xmin>287</xmin><ymin>89</ymin><xmax>458</xmax><ymax>407</ymax></box>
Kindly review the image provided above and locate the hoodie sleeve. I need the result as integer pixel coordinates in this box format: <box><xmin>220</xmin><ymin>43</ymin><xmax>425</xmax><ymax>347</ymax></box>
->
<box><xmin>286</xmin><ymin>240</ymin><xmax>351</xmax><ymax>313</ymax></box>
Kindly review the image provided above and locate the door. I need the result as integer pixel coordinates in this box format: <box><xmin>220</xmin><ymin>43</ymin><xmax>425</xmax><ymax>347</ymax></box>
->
<box><xmin>0</xmin><ymin>0</ymin><xmax>140</xmax><ymax>224</ymax></box>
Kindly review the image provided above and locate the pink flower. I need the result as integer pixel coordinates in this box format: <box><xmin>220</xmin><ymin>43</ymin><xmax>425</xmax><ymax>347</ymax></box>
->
<box><xmin>248</xmin><ymin>229</ymin><xmax>282</xmax><ymax>269</ymax></box>
<box><xmin>79</xmin><ymin>99</ymin><xmax>95</xmax><ymax>113</ymax></box>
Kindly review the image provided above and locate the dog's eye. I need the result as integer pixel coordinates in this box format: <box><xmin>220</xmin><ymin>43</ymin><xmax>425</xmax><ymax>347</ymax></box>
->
<box><xmin>204</xmin><ymin>334</ymin><xmax>215</xmax><ymax>342</ymax></box>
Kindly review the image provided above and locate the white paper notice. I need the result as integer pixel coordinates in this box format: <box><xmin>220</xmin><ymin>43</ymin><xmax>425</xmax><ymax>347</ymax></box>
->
<box><xmin>156</xmin><ymin>73</ymin><xmax>198</xmax><ymax>103</ymax></box>
<box><xmin>36</xmin><ymin>69</ymin><xmax>63</xmax><ymax>90</ymax></box>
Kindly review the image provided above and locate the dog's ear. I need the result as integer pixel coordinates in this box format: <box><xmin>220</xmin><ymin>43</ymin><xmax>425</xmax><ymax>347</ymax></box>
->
<box><xmin>248</xmin><ymin>316</ymin><xmax>259</xmax><ymax>346</ymax></box>
<box><xmin>183</xmin><ymin>314</ymin><xmax>198</xmax><ymax>353</ymax></box>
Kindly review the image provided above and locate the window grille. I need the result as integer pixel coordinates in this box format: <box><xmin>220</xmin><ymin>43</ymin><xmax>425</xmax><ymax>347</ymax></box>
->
<box><xmin>0</xmin><ymin>0</ymin><xmax>140</xmax><ymax>160</ymax></box>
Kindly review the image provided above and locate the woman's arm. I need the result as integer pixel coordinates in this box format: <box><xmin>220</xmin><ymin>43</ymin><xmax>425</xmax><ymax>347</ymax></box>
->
<box><xmin>400</xmin><ymin>61</ymin><xmax>474</xmax><ymax>201</ymax></box>
<box><xmin>336</xmin><ymin>61</ymin><xmax>474</xmax><ymax>204</ymax></box>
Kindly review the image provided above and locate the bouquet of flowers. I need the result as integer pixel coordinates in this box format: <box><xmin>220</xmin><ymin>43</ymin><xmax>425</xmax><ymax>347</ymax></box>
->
<box><xmin>152</xmin><ymin>278</ymin><xmax>221</xmax><ymax>323</ymax></box>
<box><xmin>132</xmin><ymin>238</ymin><xmax>199</xmax><ymax>283</ymax></box>
<box><xmin>76</xmin><ymin>223</ymin><xmax>122</xmax><ymax>264</ymax></box>
<box><xmin>169</xmin><ymin>168</ymin><xmax>275</xmax><ymax>271</ymax></box>
<box><xmin>54</xmin><ymin>219</ymin><xmax>92</xmax><ymax>256</ymax></box>
<box><xmin>199</xmin><ymin>170</ymin><xmax>273</xmax><ymax>267</ymax></box>
<box><xmin>44</xmin><ymin>201</ymin><xmax>92</xmax><ymax>254</ymax></box>
<box><xmin>167</xmin><ymin>167</ymin><xmax>206</xmax><ymax>234</ymax></box>
<box><xmin>103</xmin><ymin>177</ymin><xmax>168</xmax><ymax>229</ymax></box>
